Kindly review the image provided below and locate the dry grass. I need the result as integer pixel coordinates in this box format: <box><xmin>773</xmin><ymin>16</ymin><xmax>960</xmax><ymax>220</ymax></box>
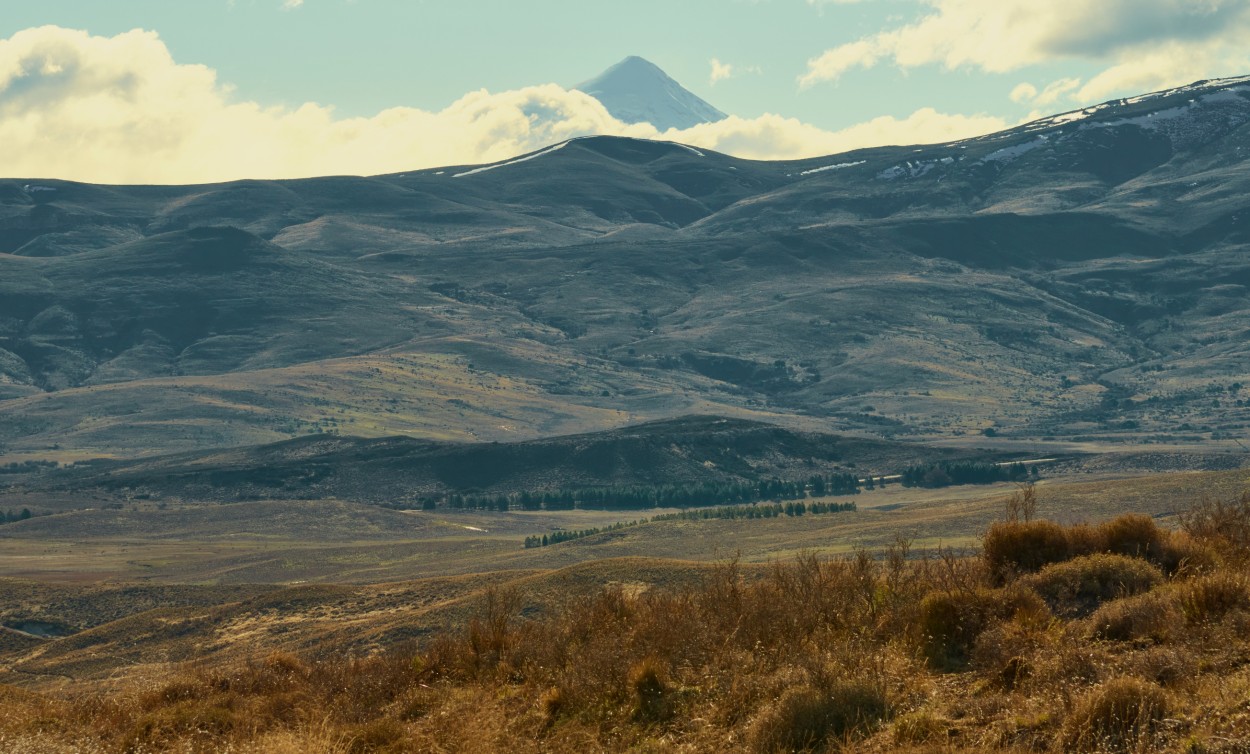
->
<box><xmin>5</xmin><ymin>495</ymin><xmax>1250</xmax><ymax>752</ymax></box>
<box><xmin>1061</xmin><ymin>677</ymin><xmax>1171</xmax><ymax>753</ymax></box>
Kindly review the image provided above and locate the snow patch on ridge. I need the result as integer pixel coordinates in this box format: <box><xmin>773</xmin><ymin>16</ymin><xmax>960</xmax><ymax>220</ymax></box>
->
<box><xmin>877</xmin><ymin>157</ymin><xmax>955</xmax><ymax>181</ymax></box>
<box><xmin>799</xmin><ymin>160</ymin><xmax>865</xmax><ymax>176</ymax></box>
<box><xmin>453</xmin><ymin>141</ymin><xmax>571</xmax><ymax>178</ymax></box>
<box><xmin>982</xmin><ymin>136</ymin><xmax>1049</xmax><ymax>163</ymax></box>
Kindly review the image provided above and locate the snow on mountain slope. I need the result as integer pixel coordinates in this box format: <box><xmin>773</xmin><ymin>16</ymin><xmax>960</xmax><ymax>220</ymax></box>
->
<box><xmin>575</xmin><ymin>56</ymin><xmax>727</xmax><ymax>132</ymax></box>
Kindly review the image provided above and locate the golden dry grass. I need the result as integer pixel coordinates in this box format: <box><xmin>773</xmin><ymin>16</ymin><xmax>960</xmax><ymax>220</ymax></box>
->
<box><xmin>4</xmin><ymin>496</ymin><xmax>1250</xmax><ymax>752</ymax></box>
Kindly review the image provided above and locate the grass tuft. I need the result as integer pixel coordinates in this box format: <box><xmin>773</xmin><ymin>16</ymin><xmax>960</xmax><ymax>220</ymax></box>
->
<box><xmin>1061</xmin><ymin>677</ymin><xmax>1170</xmax><ymax>753</ymax></box>
<box><xmin>1024</xmin><ymin>554</ymin><xmax>1163</xmax><ymax>618</ymax></box>
<box><xmin>748</xmin><ymin>680</ymin><xmax>888</xmax><ymax>753</ymax></box>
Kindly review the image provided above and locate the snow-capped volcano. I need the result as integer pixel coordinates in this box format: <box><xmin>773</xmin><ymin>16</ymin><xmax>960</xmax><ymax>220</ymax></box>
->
<box><xmin>575</xmin><ymin>56</ymin><xmax>728</xmax><ymax>132</ymax></box>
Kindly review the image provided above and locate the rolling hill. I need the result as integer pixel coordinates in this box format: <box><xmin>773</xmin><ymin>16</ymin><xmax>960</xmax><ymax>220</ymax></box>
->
<box><xmin>3</xmin><ymin>77</ymin><xmax>1250</xmax><ymax>461</ymax></box>
<box><xmin>17</xmin><ymin>416</ymin><xmax>995</xmax><ymax>505</ymax></box>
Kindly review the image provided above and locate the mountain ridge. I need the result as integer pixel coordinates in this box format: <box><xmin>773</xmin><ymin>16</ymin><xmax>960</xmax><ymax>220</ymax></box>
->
<box><xmin>2</xmin><ymin>76</ymin><xmax>1250</xmax><ymax>460</ymax></box>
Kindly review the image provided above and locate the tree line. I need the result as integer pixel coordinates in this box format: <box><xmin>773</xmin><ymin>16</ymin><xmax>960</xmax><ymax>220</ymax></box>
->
<box><xmin>387</xmin><ymin>460</ymin><xmax>1043</xmax><ymax>514</ymax></box>
<box><xmin>652</xmin><ymin>499</ymin><xmax>856</xmax><ymax>522</ymax></box>
<box><xmin>0</xmin><ymin>460</ymin><xmax>58</xmax><ymax>475</ymax></box>
<box><xmin>1</xmin><ymin>508</ymin><xmax>35</xmax><ymax>524</ymax></box>
<box><xmin>431</xmin><ymin>473</ymin><xmax>862</xmax><ymax>513</ymax></box>
<box><xmin>899</xmin><ymin>461</ymin><xmax>1034</xmax><ymax>488</ymax></box>
<box><xmin>524</xmin><ymin>500</ymin><xmax>858</xmax><ymax>549</ymax></box>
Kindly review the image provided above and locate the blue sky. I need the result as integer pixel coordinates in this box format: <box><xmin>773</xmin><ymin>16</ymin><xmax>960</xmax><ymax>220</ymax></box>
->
<box><xmin>3</xmin><ymin>1</ymin><xmax>1249</xmax><ymax>182</ymax></box>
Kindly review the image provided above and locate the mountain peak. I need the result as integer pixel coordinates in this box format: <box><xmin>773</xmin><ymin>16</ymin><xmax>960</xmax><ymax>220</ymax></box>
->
<box><xmin>576</xmin><ymin>57</ymin><xmax>728</xmax><ymax>132</ymax></box>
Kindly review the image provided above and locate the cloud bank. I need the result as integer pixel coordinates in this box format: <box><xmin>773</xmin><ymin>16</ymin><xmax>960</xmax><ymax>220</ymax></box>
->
<box><xmin>0</xmin><ymin>26</ymin><xmax>1006</xmax><ymax>184</ymax></box>
<box><xmin>801</xmin><ymin>0</ymin><xmax>1250</xmax><ymax>104</ymax></box>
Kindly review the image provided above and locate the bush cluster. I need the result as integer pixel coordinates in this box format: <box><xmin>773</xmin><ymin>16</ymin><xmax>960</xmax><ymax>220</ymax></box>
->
<box><xmin>7</xmin><ymin>494</ymin><xmax>1250</xmax><ymax>752</ymax></box>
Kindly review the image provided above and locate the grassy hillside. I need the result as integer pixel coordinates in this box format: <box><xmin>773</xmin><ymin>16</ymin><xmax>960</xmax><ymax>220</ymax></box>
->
<box><xmin>4</xmin><ymin>81</ymin><xmax>1250</xmax><ymax>457</ymax></box>
<box><xmin>21</xmin><ymin>416</ymin><xmax>999</xmax><ymax>505</ymax></box>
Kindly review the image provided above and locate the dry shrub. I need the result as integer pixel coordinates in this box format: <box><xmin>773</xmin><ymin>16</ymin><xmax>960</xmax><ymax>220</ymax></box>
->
<box><xmin>986</xmin><ymin>514</ymin><xmax>1200</xmax><ymax>584</ymax></box>
<box><xmin>747</xmin><ymin>680</ymin><xmax>888</xmax><ymax>753</ymax></box>
<box><xmin>1122</xmin><ymin>645</ymin><xmax>1194</xmax><ymax>689</ymax></box>
<box><xmin>1101</xmin><ymin>515</ymin><xmax>1210</xmax><ymax>576</ymax></box>
<box><xmin>970</xmin><ymin>592</ymin><xmax>1053</xmax><ymax>681</ymax></box>
<box><xmin>628</xmin><ymin>657</ymin><xmax>670</xmax><ymax>722</ymax></box>
<box><xmin>465</xmin><ymin>587</ymin><xmax>523</xmax><ymax>675</ymax></box>
<box><xmin>971</xmin><ymin>617</ymin><xmax>1048</xmax><ymax>692</ymax></box>
<box><xmin>1099</xmin><ymin>515</ymin><xmax>1165</xmax><ymax>560</ymax></box>
<box><xmin>1066</xmin><ymin>523</ymin><xmax>1107</xmax><ymax>558</ymax></box>
<box><xmin>1061</xmin><ymin>677</ymin><xmax>1170</xmax><ymax>753</ymax></box>
<box><xmin>983</xmin><ymin>520</ymin><xmax>1072</xmax><ymax>580</ymax></box>
<box><xmin>1086</xmin><ymin>591</ymin><xmax>1180</xmax><ymax>643</ymax></box>
<box><xmin>263</xmin><ymin>651</ymin><xmax>308</xmax><ymax>677</ymax></box>
<box><xmin>539</xmin><ymin>686</ymin><xmax>567</xmax><ymax>726</ymax></box>
<box><xmin>892</xmin><ymin>710</ymin><xmax>948</xmax><ymax>745</ymax></box>
<box><xmin>1180</xmin><ymin>492</ymin><xmax>1250</xmax><ymax>561</ymax></box>
<box><xmin>344</xmin><ymin>718</ymin><xmax>409</xmax><ymax>754</ymax></box>
<box><xmin>139</xmin><ymin>677</ymin><xmax>209</xmax><ymax>711</ymax></box>
<box><xmin>124</xmin><ymin>698</ymin><xmax>240</xmax><ymax>751</ymax></box>
<box><xmin>918</xmin><ymin>587</ymin><xmax>1048</xmax><ymax>669</ymax></box>
<box><xmin>257</xmin><ymin>689</ymin><xmax>315</xmax><ymax>727</ymax></box>
<box><xmin>233</xmin><ymin>721</ymin><xmax>354</xmax><ymax>754</ymax></box>
<box><xmin>1154</xmin><ymin>531</ymin><xmax>1219</xmax><ymax>576</ymax></box>
<box><xmin>1177</xmin><ymin>571</ymin><xmax>1250</xmax><ymax>624</ymax></box>
<box><xmin>1024</xmin><ymin>554</ymin><xmax>1162</xmax><ymax>618</ymax></box>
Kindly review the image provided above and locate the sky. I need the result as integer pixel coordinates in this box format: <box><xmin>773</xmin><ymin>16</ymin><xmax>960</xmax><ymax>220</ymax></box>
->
<box><xmin>3</xmin><ymin>0</ymin><xmax>1250</xmax><ymax>183</ymax></box>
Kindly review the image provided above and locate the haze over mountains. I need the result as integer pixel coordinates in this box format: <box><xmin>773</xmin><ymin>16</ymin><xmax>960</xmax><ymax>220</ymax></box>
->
<box><xmin>2</xmin><ymin>67</ymin><xmax>1250</xmax><ymax>461</ymax></box>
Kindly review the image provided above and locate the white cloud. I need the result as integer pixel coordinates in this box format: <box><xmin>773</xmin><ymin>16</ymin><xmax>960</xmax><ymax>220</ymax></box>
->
<box><xmin>800</xmin><ymin>0</ymin><xmax>1250</xmax><ymax>102</ymax></box>
<box><xmin>1076</xmin><ymin>41</ymin><xmax>1250</xmax><ymax>101</ymax></box>
<box><xmin>1009</xmin><ymin>77</ymin><xmax>1082</xmax><ymax>108</ymax></box>
<box><xmin>282</xmin><ymin>0</ymin><xmax>305</xmax><ymax>8</ymax></box>
<box><xmin>665</xmin><ymin>109</ymin><xmax>1008</xmax><ymax>161</ymax></box>
<box><xmin>0</xmin><ymin>26</ymin><xmax>1007</xmax><ymax>184</ymax></box>
<box><xmin>1009</xmin><ymin>83</ymin><xmax>1038</xmax><ymax>104</ymax></box>
<box><xmin>709</xmin><ymin>58</ymin><xmax>761</xmax><ymax>85</ymax></box>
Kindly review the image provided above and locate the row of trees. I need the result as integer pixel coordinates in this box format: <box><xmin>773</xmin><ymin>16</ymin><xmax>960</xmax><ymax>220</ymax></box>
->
<box><xmin>0</xmin><ymin>461</ymin><xmax>57</xmax><ymax>475</ymax></box>
<box><xmin>652</xmin><ymin>499</ymin><xmax>857</xmax><ymax>522</ymax></box>
<box><xmin>1</xmin><ymin>508</ymin><xmax>34</xmax><ymax>524</ymax></box>
<box><xmin>397</xmin><ymin>462</ymin><xmax>1042</xmax><ymax>513</ymax></box>
<box><xmin>435</xmin><ymin>473</ymin><xmax>863</xmax><ymax>513</ymax></box>
<box><xmin>899</xmin><ymin>461</ymin><xmax>1034</xmax><ymax>489</ymax></box>
<box><xmin>523</xmin><ymin>520</ymin><xmax>646</xmax><ymax>548</ymax></box>
<box><xmin>524</xmin><ymin>500</ymin><xmax>858</xmax><ymax>548</ymax></box>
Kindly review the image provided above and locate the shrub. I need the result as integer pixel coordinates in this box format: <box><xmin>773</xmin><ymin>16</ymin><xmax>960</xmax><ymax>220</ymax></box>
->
<box><xmin>139</xmin><ymin>679</ymin><xmax>208</xmax><ymax>711</ymax></box>
<box><xmin>918</xmin><ymin>587</ymin><xmax>1048</xmax><ymax>669</ymax></box>
<box><xmin>1099</xmin><ymin>514</ymin><xmax>1165</xmax><ymax>560</ymax></box>
<box><xmin>997</xmin><ymin>655</ymin><xmax>1033</xmax><ymax>690</ymax></box>
<box><xmin>892</xmin><ymin>710</ymin><xmax>948</xmax><ymax>745</ymax></box>
<box><xmin>125</xmin><ymin>700</ymin><xmax>239</xmax><ymax>751</ymax></box>
<box><xmin>1152</xmin><ymin>531</ymin><xmax>1218</xmax><ymax>576</ymax></box>
<box><xmin>1086</xmin><ymin>591</ymin><xmax>1180</xmax><ymax>643</ymax></box>
<box><xmin>983</xmin><ymin>520</ymin><xmax>1071</xmax><ymax>580</ymax></box>
<box><xmin>1180</xmin><ymin>493</ymin><xmax>1250</xmax><ymax>561</ymax></box>
<box><xmin>1177</xmin><ymin>572</ymin><xmax>1250</xmax><ymax>624</ymax></box>
<box><xmin>1025</xmin><ymin>554</ymin><xmax>1163</xmax><ymax>618</ymax></box>
<box><xmin>970</xmin><ymin>601</ymin><xmax>1053</xmax><ymax>686</ymax></box>
<box><xmin>748</xmin><ymin>681</ymin><xmax>888</xmax><ymax>753</ymax></box>
<box><xmin>986</xmin><ymin>514</ymin><xmax>1203</xmax><ymax>582</ymax></box>
<box><xmin>1066</xmin><ymin>522</ymin><xmax>1107</xmax><ymax>558</ymax></box>
<box><xmin>344</xmin><ymin>718</ymin><xmax>407</xmax><ymax>754</ymax></box>
<box><xmin>628</xmin><ymin>657</ymin><xmax>670</xmax><ymax>722</ymax></box>
<box><xmin>532</xmin><ymin>687</ymin><xmax>565</xmax><ymax>730</ymax></box>
<box><xmin>1062</xmin><ymin>677</ymin><xmax>1170</xmax><ymax>753</ymax></box>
